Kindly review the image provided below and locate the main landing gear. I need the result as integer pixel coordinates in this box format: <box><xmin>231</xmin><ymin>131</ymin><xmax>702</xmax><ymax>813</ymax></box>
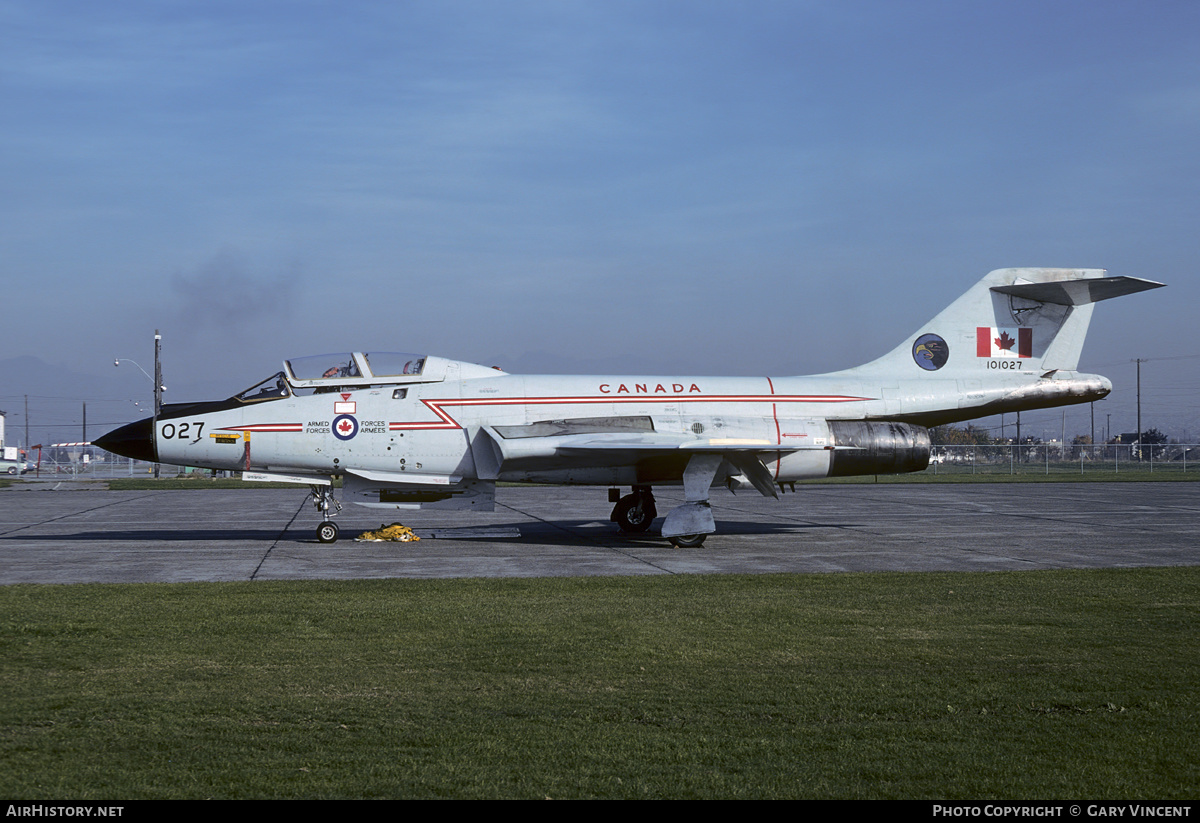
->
<box><xmin>609</xmin><ymin>485</ymin><xmax>707</xmax><ymax>548</ymax></box>
<box><xmin>610</xmin><ymin>485</ymin><xmax>657</xmax><ymax>533</ymax></box>
<box><xmin>310</xmin><ymin>485</ymin><xmax>343</xmax><ymax>543</ymax></box>
<box><xmin>667</xmin><ymin>532</ymin><xmax>706</xmax><ymax>548</ymax></box>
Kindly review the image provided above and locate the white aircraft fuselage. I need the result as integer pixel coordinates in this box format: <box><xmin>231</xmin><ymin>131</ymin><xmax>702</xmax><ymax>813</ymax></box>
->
<box><xmin>95</xmin><ymin>267</ymin><xmax>1163</xmax><ymax>546</ymax></box>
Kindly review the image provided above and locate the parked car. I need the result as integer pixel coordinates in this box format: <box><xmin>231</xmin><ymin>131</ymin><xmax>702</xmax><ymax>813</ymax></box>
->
<box><xmin>0</xmin><ymin>459</ymin><xmax>26</xmax><ymax>475</ymax></box>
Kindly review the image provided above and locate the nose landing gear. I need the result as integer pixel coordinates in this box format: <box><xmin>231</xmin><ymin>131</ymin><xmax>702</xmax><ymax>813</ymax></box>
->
<box><xmin>310</xmin><ymin>485</ymin><xmax>343</xmax><ymax>543</ymax></box>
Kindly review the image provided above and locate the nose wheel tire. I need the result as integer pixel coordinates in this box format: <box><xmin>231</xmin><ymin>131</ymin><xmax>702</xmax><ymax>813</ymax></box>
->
<box><xmin>316</xmin><ymin>522</ymin><xmax>340</xmax><ymax>544</ymax></box>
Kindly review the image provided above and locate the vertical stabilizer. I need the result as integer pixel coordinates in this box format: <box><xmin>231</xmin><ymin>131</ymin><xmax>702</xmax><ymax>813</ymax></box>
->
<box><xmin>849</xmin><ymin>268</ymin><xmax>1162</xmax><ymax>378</ymax></box>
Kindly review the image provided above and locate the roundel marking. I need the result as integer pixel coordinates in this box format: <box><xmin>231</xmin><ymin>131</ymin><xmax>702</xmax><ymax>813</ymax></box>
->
<box><xmin>332</xmin><ymin>414</ymin><xmax>359</xmax><ymax>440</ymax></box>
<box><xmin>912</xmin><ymin>333</ymin><xmax>949</xmax><ymax>371</ymax></box>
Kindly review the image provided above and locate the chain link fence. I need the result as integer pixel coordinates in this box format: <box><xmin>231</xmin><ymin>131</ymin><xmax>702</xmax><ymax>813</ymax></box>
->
<box><xmin>23</xmin><ymin>447</ymin><xmax>199</xmax><ymax>479</ymax></box>
<box><xmin>927</xmin><ymin>443</ymin><xmax>1196</xmax><ymax>476</ymax></box>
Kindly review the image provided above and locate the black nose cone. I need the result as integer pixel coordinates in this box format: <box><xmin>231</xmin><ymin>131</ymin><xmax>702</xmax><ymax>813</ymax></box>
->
<box><xmin>94</xmin><ymin>417</ymin><xmax>157</xmax><ymax>462</ymax></box>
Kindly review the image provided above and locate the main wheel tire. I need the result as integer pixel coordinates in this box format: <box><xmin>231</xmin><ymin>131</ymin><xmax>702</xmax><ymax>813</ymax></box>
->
<box><xmin>316</xmin><ymin>522</ymin><xmax>340</xmax><ymax>544</ymax></box>
<box><xmin>614</xmin><ymin>494</ymin><xmax>655</xmax><ymax>533</ymax></box>
<box><xmin>668</xmin><ymin>533</ymin><xmax>706</xmax><ymax>548</ymax></box>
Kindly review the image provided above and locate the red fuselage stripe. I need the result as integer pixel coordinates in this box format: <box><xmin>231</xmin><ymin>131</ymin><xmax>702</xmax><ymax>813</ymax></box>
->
<box><xmin>388</xmin><ymin>392</ymin><xmax>870</xmax><ymax>432</ymax></box>
<box><xmin>219</xmin><ymin>424</ymin><xmax>303</xmax><ymax>432</ymax></box>
<box><xmin>766</xmin><ymin>377</ymin><xmax>782</xmax><ymax>478</ymax></box>
<box><xmin>209</xmin><ymin>393</ymin><xmax>872</xmax><ymax>435</ymax></box>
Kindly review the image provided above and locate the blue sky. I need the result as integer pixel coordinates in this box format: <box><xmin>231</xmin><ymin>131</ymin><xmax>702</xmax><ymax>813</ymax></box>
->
<box><xmin>1</xmin><ymin>1</ymin><xmax>1196</xmax><ymax>445</ymax></box>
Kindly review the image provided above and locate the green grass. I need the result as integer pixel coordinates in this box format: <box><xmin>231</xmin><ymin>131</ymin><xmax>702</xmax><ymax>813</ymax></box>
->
<box><xmin>2</xmin><ymin>569</ymin><xmax>1197</xmax><ymax>799</ymax></box>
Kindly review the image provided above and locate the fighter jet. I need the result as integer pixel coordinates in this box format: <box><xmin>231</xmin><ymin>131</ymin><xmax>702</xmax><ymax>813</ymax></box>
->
<box><xmin>95</xmin><ymin>267</ymin><xmax>1162</xmax><ymax>546</ymax></box>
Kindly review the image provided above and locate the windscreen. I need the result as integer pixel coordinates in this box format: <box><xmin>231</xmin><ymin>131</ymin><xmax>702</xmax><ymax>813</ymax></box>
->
<box><xmin>235</xmin><ymin>372</ymin><xmax>291</xmax><ymax>403</ymax></box>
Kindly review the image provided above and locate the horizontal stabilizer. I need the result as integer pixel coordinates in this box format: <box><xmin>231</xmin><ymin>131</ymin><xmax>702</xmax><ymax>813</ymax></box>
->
<box><xmin>991</xmin><ymin>275</ymin><xmax>1164</xmax><ymax>306</ymax></box>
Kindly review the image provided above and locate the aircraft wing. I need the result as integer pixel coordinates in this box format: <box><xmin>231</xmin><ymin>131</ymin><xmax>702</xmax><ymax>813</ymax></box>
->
<box><xmin>497</xmin><ymin>430</ymin><xmax>837</xmax><ymax>461</ymax></box>
<box><xmin>483</xmin><ymin>429</ymin><xmax>843</xmax><ymax>499</ymax></box>
<box><xmin>555</xmin><ymin>434</ymin><xmax>827</xmax><ymax>454</ymax></box>
<box><xmin>559</xmin><ymin>434</ymin><xmax>843</xmax><ymax>498</ymax></box>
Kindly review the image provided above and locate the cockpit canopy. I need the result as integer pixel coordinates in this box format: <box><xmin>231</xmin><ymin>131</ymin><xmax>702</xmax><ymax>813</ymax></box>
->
<box><xmin>285</xmin><ymin>352</ymin><xmax>427</xmax><ymax>385</ymax></box>
<box><xmin>233</xmin><ymin>352</ymin><xmax>504</xmax><ymax>403</ymax></box>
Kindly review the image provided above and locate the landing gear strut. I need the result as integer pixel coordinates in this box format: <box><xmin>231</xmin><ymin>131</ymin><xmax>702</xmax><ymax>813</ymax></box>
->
<box><xmin>660</xmin><ymin>453</ymin><xmax>722</xmax><ymax>549</ymax></box>
<box><xmin>310</xmin><ymin>484</ymin><xmax>343</xmax><ymax>543</ymax></box>
<box><xmin>610</xmin><ymin>485</ymin><xmax>657</xmax><ymax>533</ymax></box>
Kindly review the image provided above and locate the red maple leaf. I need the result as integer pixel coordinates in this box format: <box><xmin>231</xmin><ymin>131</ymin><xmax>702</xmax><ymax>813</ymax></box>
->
<box><xmin>994</xmin><ymin>331</ymin><xmax>1015</xmax><ymax>351</ymax></box>
<box><xmin>338</xmin><ymin>419</ymin><xmax>353</xmax><ymax>434</ymax></box>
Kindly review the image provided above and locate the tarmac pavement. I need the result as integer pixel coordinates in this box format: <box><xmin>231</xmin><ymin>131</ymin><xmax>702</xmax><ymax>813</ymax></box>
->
<box><xmin>1</xmin><ymin>481</ymin><xmax>1197</xmax><ymax>584</ymax></box>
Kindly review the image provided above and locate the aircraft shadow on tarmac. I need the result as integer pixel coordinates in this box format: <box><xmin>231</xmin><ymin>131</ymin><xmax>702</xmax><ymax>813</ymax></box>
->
<box><xmin>347</xmin><ymin>518</ymin><xmax>854</xmax><ymax>547</ymax></box>
<box><xmin>7</xmin><ymin>529</ymin><xmax>295</xmax><ymax>543</ymax></box>
<box><xmin>4</xmin><ymin>519</ymin><xmax>855</xmax><ymax>547</ymax></box>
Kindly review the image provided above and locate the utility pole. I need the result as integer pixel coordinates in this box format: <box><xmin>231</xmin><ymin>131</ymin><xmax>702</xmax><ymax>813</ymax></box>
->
<box><xmin>1016</xmin><ymin>411</ymin><xmax>1021</xmax><ymax>462</ymax></box>
<box><xmin>1134</xmin><ymin>358</ymin><xmax>1144</xmax><ymax>461</ymax></box>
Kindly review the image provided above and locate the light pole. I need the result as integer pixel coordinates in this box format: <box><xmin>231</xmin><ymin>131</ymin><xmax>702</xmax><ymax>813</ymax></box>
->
<box><xmin>154</xmin><ymin>330</ymin><xmax>162</xmax><ymax>417</ymax></box>
<box><xmin>114</xmin><ymin>358</ymin><xmax>163</xmax><ymax>392</ymax></box>
<box><xmin>115</xmin><ymin>332</ymin><xmax>166</xmax><ymax>477</ymax></box>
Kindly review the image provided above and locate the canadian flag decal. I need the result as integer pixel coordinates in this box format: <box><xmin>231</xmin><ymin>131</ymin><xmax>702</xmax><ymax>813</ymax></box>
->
<box><xmin>977</xmin><ymin>327</ymin><xmax>1032</xmax><ymax>358</ymax></box>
